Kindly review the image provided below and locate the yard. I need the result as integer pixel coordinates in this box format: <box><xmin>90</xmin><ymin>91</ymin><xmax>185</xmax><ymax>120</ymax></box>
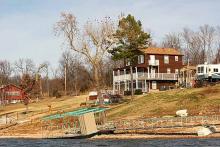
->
<box><xmin>107</xmin><ymin>84</ymin><xmax>220</xmax><ymax>120</ymax></box>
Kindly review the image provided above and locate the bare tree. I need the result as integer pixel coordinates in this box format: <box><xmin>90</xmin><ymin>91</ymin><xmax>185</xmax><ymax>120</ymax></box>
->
<box><xmin>0</xmin><ymin>60</ymin><xmax>12</xmax><ymax>85</ymax></box>
<box><xmin>59</xmin><ymin>51</ymin><xmax>91</xmax><ymax>95</ymax></box>
<box><xmin>182</xmin><ymin>28</ymin><xmax>205</xmax><ymax>65</ymax></box>
<box><xmin>162</xmin><ymin>32</ymin><xmax>182</xmax><ymax>49</ymax></box>
<box><xmin>14</xmin><ymin>58</ymin><xmax>36</xmax><ymax>75</ymax></box>
<box><xmin>55</xmin><ymin>13</ymin><xmax>115</xmax><ymax>104</ymax></box>
<box><xmin>198</xmin><ymin>25</ymin><xmax>216</xmax><ymax>64</ymax></box>
<box><xmin>181</xmin><ymin>25</ymin><xmax>216</xmax><ymax>65</ymax></box>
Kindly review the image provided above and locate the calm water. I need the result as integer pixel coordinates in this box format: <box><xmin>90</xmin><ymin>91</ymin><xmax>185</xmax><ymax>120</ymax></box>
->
<box><xmin>0</xmin><ymin>138</ymin><xmax>219</xmax><ymax>147</ymax></box>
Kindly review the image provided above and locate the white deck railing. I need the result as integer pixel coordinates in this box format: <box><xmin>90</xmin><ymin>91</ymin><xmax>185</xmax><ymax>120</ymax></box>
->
<box><xmin>148</xmin><ymin>60</ymin><xmax>159</xmax><ymax>66</ymax></box>
<box><xmin>113</xmin><ymin>72</ymin><xmax>178</xmax><ymax>82</ymax></box>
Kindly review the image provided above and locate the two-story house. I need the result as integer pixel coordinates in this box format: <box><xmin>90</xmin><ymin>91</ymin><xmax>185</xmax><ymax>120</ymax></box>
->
<box><xmin>113</xmin><ymin>47</ymin><xmax>184</xmax><ymax>93</ymax></box>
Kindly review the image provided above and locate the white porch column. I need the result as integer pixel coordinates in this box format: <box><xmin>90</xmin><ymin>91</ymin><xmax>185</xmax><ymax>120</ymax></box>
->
<box><xmin>117</xmin><ymin>69</ymin><xmax>121</xmax><ymax>93</ymax></box>
<box><xmin>135</xmin><ymin>67</ymin><xmax>138</xmax><ymax>89</ymax></box>
<box><xmin>144</xmin><ymin>79</ymin><xmax>147</xmax><ymax>92</ymax></box>
<box><xmin>118</xmin><ymin>70</ymin><xmax>120</xmax><ymax>93</ymax></box>
<box><xmin>124</xmin><ymin>69</ymin><xmax>127</xmax><ymax>91</ymax></box>
<box><xmin>118</xmin><ymin>70</ymin><xmax>120</xmax><ymax>81</ymax></box>
<box><xmin>158</xmin><ymin>65</ymin><xmax>160</xmax><ymax>77</ymax></box>
<box><xmin>128</xmin><ymin>81</ymin><xmax>130</xmax><ymax>91</ymax></box>
<box><xmin>118</xmin><ymin>82</ymin><xmax>120</xmax><ymax>93</ymax></box>
<box><xmin>113</xmin><ymin>71</ymin><xmax>115</xmax><ymax>94</ymax></box>
<box><xmin>147</xmin><ymin>67</ymin><xmax>150</xmax><ymax>79</ymax></box>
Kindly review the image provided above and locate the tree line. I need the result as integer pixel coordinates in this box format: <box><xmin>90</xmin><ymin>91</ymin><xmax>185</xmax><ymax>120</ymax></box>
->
<box><xmin>160</xmin><ymin>25</ymin><xmax>220</xmax><ymax>65</ymax></box>
<box><xmin>1</xmin><ymin>13</ymin><xmax>220</xmax><ymax>99</ymax></box>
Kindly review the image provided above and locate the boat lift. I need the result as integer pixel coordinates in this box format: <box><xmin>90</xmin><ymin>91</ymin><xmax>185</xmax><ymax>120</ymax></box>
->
<box><xmin>41</xmin><ymin>107</ymin><xmax>108</xmax><ymax>138</ymax></box>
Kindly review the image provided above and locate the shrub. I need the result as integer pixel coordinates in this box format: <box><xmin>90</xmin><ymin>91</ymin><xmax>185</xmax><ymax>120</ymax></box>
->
<box><xmin>124</xmin><ymin>91</ymin><xmax>131</xmax><ymax>96</ymax></box>
<box><xmin>52</xmin><ymin>89</ymin><xmax>62</xmax><ymax>98</ymax></box>
<box><xmin>135</xmin><ymin>89</ymin><xmax>143</xmax><ymax>95</ymax></box>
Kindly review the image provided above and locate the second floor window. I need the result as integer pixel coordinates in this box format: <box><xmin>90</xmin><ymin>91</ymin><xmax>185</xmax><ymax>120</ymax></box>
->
<box><xmin>175</xmin><ymin>56</ymin><xmax>178</xmax><ymax>61</ymax></box>
<box><xmin>138</xmin><ymin>55</ymin><xmax>144</xmax><ymax>64</ymax></box>
<box><xmin>164</xmin><ymin>55</ymin><xmax>169</xmax><ymax>64</ymax></box>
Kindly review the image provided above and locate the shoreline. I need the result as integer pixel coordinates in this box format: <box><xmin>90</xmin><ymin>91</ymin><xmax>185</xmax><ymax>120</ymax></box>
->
<box><xmin>0</xmin><ymin>133</ymin><xmax>220</xmax><ymax>140</ymax></box>
<box><xmin>91</xmin><ymin>133</ymin><xmax>220</xmax><ymax>140</ymax></box>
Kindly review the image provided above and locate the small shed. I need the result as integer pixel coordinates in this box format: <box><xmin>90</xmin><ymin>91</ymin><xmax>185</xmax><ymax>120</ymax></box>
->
<box><xmin>0</xmin><ymin>84</ymin><xmax>26</xmax><ymax>104</ymax></box>
<box><xmin>88</xmin><ymin>91</ymin><xmax>98</xmax><ymax>100</ymax></box>
<box><xmin>178</xmin><ymin>66</ymin><xmax>196</xmax><ymax>88</ymax></box>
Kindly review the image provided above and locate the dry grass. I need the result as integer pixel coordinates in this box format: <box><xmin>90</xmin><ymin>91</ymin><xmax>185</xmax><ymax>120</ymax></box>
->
<box><xmin>0</xmin><ymin>95</ymin><xmax>88</xmax><ymax>121</ymax></box>
<box><xmin>107</xmin><ymin>84</ymin><xmax>220</xmax><ymax>120</ymax></box>
<box><xmin>2</xmin><ymin>84</ymin><xmax>220</xmax><ymax>136</ymax></box>
<box><xmin>0</xmin><ymin>95</ymin><xmax>88</xmax><ymax>136</ymax></box>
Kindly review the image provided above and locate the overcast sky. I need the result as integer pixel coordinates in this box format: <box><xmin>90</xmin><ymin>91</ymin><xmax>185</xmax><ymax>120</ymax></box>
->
<box><xmin>0</xmin><ymin>0</ymin><xmax>219</xmax><ymax>69</ymax></box>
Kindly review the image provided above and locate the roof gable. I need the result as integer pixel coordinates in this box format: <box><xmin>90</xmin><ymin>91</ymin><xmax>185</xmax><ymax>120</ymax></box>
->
<box><xmin>0</xmin><ymin>84</ymin><xmax>22</xmax><ymax>90</ymax></box>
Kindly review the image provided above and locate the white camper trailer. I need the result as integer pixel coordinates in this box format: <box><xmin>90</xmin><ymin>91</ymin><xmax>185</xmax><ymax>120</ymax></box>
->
<box><xmin>196</xmin><ymin>63</ymin><xmax>220</xmax><ymax>81</ymax></box>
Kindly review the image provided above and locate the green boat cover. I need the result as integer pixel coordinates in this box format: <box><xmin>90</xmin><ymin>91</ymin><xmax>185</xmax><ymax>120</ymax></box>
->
<box><xmin>42</xmin><ymin>107</ymin><xmax>108</xmax><ymax>120</ymax></box>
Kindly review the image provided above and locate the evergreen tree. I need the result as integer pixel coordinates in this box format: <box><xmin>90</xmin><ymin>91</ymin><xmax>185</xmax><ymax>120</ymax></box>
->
<box><xmin>109</xmin><ymin>14</ymin><xmax>151</xmax><ymax>97</ymax></box>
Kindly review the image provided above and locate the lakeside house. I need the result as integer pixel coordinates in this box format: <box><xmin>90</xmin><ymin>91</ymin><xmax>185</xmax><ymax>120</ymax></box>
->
<box><xmin>113</xmin><ymin>47</ymin><xmax>184</xmax><ymax>94</ymax></box>
<box><xmin>0</xmin><ymin>84</ymin><xmax>26</xmax><ymax>104</ymax></box>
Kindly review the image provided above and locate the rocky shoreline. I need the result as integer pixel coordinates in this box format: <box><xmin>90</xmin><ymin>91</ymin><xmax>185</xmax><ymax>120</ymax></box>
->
<box><xmin>1</xmin><ymin>133</ymin><xmax>220</xmax><ymax>140</ymax></box>
<box><xmin>91</xmin><ymin>133</ymin><xmax>220</xmax><ymax>140</ymax></box>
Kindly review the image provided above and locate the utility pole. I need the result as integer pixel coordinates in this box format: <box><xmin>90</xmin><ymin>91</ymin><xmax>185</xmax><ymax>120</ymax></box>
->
<box><xmin>46</xmin><ymin>66</ymin><xmax>49</xmax><ymax>97</ymax></box>
<box><xmin>64</xmin><ymin>63</ymin><xmax>67</xmax><ymax>95</ymax></box>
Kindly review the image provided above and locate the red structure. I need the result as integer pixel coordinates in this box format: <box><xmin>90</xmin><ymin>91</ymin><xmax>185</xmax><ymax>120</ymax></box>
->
<box><xmin>0</xmin><ymin>84</ymin><xmax>26</xmax><ymax>104</ymax></box>
<box><xmin>113</xmin><ymin>47</ymin><xmax>184</xmax><ymax>93</ymax></box>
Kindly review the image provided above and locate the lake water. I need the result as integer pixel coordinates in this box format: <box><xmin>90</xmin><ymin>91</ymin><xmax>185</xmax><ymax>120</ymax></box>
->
<box><xmin>0</xmin><ymin>138</ymin><xmax>219</xmax><ymax>147</ymax></box>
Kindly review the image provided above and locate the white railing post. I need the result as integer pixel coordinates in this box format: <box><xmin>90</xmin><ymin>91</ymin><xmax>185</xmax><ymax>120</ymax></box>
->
<box><xmin>135</xmin><ymin>67</ymin><xmax>138</xmax><ymax>89</ymax></box>
<box><xmin>113</xmin><ymin>71</ymin><xmax>115</xmax><ymax>94</ymax></box>
<box><xmin>147</xmin><ymin>67</ymin><xmax>150</xmax><ymax>80</ymax></box>
<box><xmin>144</xmin><ymin>79</ymin><xmax>147</xmax><ymax>92</ymax></box>
<box><xmin>118</xmin><ymin>70</ymin><xmax>120</xmax><ymax>93</ymax></box>
<box><xmin>124</xmin><ymin>69</ymin><xmax>127</xmax><ymax>91</ymax></box>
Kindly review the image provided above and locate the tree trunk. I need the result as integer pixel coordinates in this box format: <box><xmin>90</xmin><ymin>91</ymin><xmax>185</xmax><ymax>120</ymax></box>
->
<box><xmin>74</xmin><ymin>83</ymin><xmax>78</xmax><ymax>96</ymax></box>
<box><xmin>94</xmin><ymin>65</ymin><xmax>103</xmax><ymax>105</ymax></box>
<box><xmin>130</xmin><ymin>65</ymin><xmax>134</xmax><ymax>100</ymax></box>
<box><xmin>64</xmin><ymin>64</ymin><xmax>67</xmax><ymax>95</ymax></box>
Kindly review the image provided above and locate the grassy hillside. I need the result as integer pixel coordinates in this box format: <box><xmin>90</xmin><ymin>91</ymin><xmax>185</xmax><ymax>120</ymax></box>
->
<box><xmin>0</xmin><ymin>95</ymin><xmax>87</xmax><ymax>120</ymax></box>
<box><xmin>107</xmin><ymin>84</ymin><xmax>220</xmax><ymax>120</ymax></box>
<box><xmin>1</xmin><ymin>85</ymin><xmax>220</xmax><ymax>137</ymax></box>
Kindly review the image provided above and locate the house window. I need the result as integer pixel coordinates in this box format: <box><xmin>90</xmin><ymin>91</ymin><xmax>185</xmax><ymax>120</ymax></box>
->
<box><xmin>150</xmin><ymin>55</ymin><xmax>155</xmax><ymax>60</ymax></box>
<box><xmin>201</xmin><ymin>67</ymin><xmax>204</xmax><ymax>73</ymax></box>
<box><xmin>175</xmin><ymin>69</ymin><xmax>179</xmax><ymax>74</ymax></box>
<box><xmin>214</xmin><ymin>68</ymin><xmax>218</xmax><ymax>72</ymax></box>
<box><xmin>164</xmin><ymin>55</ymin><xmax>169</xmax><ymax>64</ymax></box>
<box><xmin>6</xmin><ymin>91</ymin><xmax>20</xmax><ymax>96</ymax></box>
<box><xmin>167</xmin><ymin>68</ymin><xmax>171</xmax><ymax>74</ymax></box>
<box><xmin>175</xmin><ymin>56</ymin><xmax>178</xmax><ymax>61</ymax></box>
<box><xmin>138</xmin><ymin>55</ymin><xmax>144</xmax><ymax>64</ymax></box>
<box><xmin>126</xmin><ymin>59</ymin><xmax>130</xmax><ymax>66</ymax></box>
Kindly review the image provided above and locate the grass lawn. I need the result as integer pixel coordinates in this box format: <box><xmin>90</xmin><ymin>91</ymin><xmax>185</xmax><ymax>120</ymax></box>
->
<box><xmin>107</xmin><ymin>84</ymin><xmax>220</xmax><ymax>120</ymax></box>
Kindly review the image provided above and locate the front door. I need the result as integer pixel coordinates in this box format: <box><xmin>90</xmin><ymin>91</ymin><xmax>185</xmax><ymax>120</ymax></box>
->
<box><xmin>152</xmin><ymin>81</ymin><xmax>157</xmax><ymax>90</ymax></box>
